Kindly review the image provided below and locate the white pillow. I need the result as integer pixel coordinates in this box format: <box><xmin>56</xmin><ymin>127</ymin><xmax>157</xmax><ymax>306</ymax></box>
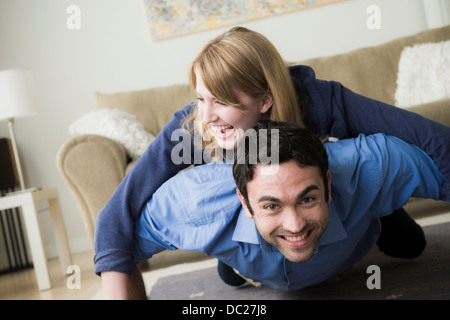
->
<box><xmin>395</xmin><ymin>40</ymin><xmax>450</xmax><ymax>108</ymax></box>
<box><xmin>69</xmin><ymin>108</ymin><xmax>155</xmax><ymax>160</ymax></box>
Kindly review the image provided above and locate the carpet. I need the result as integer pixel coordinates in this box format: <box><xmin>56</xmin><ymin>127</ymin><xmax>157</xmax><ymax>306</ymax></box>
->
<box><xmin>149</xmin><ymin>222</ymin><xmax>450</xmax><ymax>300</ymax></box>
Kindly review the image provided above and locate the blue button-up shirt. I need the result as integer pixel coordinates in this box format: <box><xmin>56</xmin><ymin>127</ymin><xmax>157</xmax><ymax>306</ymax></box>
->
<box><xmin>133</xmin><ymin>134</ymin><xmax>448</xmax><ymax>290</ymax></box>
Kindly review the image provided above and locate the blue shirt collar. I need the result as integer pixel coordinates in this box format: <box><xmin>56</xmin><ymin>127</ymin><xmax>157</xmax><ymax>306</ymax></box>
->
<box><xmin>232</xmin><ymin>209</ymin><xmax>259</xmax><ymax>245</ymax></box>
<box><xmin>231</xmin><ymin>204</ymin><xmax>347</xmax><ymax>250</ymax></box>
<box><xmin>318</xmin><ymin>203</ymin><xmax>347</xmax><ymax>246</ymax></box>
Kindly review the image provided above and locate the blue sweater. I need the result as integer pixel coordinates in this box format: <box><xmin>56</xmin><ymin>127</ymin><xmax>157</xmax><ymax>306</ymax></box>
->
<box><xmin>94</xmin><ymin>65</ymin><xmax>450</xmax><ymax>275</ymax></box>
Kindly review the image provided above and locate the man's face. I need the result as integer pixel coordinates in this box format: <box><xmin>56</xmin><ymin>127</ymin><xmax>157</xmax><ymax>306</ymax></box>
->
<box><xmin>237</xmin><ymin>160</ymin><xmax>331</xmax><ymax>263</ymax></box>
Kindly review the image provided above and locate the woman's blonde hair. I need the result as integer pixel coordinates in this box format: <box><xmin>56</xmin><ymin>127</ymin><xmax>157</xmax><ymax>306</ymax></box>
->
<box><xmin>183</xmin><ymin>26</ymin><xmax>305</xmax><ymax>149</ymax></box>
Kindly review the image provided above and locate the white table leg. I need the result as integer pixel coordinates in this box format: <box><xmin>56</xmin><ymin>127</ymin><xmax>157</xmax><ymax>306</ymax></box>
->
<box><xmin>21</xmin><ymin>202</ymin><xmax>51</xmax><ymax>291</ymax></box>
<box><xmin>48</xmin><ymin>195</ymin><xmax>73</xmax><ymax>274</ymax></box>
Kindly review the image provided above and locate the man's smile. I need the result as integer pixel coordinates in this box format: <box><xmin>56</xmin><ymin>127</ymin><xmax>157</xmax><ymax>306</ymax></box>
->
<box><xmin>278</xmin><ymin>229</ymin><xmax>314</xmax><ymax>248</ymax></box>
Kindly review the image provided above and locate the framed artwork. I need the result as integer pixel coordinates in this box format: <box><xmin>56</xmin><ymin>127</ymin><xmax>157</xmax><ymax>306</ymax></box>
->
<box><xmin>145</xmin><ymin>0</ymin><xmax>347</xmax><ymax>41</ymax></box>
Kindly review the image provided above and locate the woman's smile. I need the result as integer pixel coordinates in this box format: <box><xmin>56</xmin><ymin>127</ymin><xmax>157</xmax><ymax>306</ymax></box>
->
<box><xmin>210</xmin><ymin>125</ymin><xmax>236</xmax><ymax>140</ymax></box>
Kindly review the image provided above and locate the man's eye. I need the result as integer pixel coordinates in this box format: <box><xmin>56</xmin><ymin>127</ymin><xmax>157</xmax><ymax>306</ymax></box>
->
<box><xmin>264</xmin><ymin>204</ymin><xmax>278</xmax><ymax>211</ymax></box>
<box><xmin>302</xmin><ymin>197</ymin><xmax>316</xmax><ymax>204</ymax></box>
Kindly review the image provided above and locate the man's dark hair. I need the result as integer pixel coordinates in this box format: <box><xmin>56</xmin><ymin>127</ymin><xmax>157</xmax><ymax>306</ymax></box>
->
<box><xmin>232</xmin><ymin>120</ymin><xmax>329</xmax><ymax>213</ymax></box>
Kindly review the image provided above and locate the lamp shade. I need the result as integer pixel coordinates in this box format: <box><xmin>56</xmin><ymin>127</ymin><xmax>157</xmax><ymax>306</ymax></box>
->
<box><xmin>0</xmin><ymin>69</ymin><xmax>38</xmax><ymax>121</ymax></box>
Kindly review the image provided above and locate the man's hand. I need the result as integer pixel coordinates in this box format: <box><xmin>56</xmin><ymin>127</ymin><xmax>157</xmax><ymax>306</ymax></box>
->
<box><xmin>101</xmin><ymin>266</ymin><xmax>147</xmax><ymax>300</ymax></box>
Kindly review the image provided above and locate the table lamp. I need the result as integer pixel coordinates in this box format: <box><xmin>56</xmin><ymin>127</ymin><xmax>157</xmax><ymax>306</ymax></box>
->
<box><xmin>0</xmin><ymin>69</ymin><xmax>38</xmax><ymax>191</ymax></box>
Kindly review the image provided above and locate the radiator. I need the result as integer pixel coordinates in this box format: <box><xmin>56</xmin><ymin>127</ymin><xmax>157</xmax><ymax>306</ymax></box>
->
<box><xmin>0</xmin><ymin>138</ymin><xmax>32</xmax><ymax>273</ymax></box>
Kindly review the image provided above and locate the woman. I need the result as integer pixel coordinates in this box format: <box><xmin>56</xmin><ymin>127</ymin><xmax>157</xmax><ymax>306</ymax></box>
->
<box><xmin>184</xmin><ymin>26</ymin><xmax>305</xmax><ymax>153</ymax></box>
<box><xmin>96</xmin><ymin>27</ymin><xmax>450</xmax><ymax>299</ymax></box>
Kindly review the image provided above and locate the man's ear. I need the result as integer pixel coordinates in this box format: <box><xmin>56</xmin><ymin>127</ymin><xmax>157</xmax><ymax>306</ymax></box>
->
<box><xmin>326</xmin><ymin>170</ymin><xmax>332</xmax><ymax>204</ymax></box>
<box><xmin>236</xmin><ymin>188</ymin><xmax>253</xmax><ymax>219</ymax></box>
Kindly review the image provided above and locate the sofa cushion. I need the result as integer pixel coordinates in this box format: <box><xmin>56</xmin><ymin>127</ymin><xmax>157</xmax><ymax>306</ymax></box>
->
<box><xmin>95</xmin><ymin>83</ymin><xmax>196</xmax><ymax>136</ymax></box>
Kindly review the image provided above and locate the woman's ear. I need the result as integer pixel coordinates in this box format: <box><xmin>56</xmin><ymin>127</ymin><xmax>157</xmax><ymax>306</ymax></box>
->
<box><xmin>260</xmin><ymin>93</ymin><xmax>273</xmax><ymax>115</ymax></box>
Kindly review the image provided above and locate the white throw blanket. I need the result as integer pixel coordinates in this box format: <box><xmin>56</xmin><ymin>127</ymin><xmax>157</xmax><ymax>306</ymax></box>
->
<box><xmin>69</xmin><ymin>108</ymin><xmax>155</xmax><ymax>160</ymax></box>
<box><xmin>395</xmin><ymin>40</ymin><xmax>450</xmax><ymax>108</ymax></box>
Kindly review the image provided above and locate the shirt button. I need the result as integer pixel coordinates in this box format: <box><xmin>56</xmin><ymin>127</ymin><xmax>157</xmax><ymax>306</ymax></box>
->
<box><xmin>287</xmin><ymin>271</ymin><xmax>292</xmax><ymax>276</ymax></box>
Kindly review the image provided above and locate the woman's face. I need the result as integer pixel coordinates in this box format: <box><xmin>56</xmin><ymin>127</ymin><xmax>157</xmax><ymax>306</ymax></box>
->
<box><xmin>195</xmin><ymin>71</ymin><xmax>272</xmax><ymax>149</ymax></box>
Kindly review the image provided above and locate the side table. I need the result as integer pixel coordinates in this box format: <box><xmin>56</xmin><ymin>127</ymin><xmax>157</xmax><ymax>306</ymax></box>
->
<box><xmin>0</xmin><ymin>188</ymin><xmax>72</xmax><ymax>290</ymax></box>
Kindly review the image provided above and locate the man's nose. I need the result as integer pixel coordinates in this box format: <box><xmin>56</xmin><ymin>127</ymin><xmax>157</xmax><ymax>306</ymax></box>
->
<box><xmin>282</xmin><ymin>208</ymin><xmax>306</xmax><ymax>234</ymax></box>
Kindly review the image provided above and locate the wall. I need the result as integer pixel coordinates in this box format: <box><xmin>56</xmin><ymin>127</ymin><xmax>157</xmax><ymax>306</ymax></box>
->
<box><xmin>0</xmin><ymin>0</ymin><xmax>446</xmax><ymax>257</ymax></box>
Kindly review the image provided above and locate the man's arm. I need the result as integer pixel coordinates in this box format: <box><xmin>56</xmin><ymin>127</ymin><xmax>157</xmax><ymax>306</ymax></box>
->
<box><xmin>101</xmin><ymin>267</ymin><xmax>147</xmax><ymax>300</ymax></box>
<box><xmin>361</xmin><ymin>134</ymin><xmax>448</xmax><ymax>217</ymax></box>
<box><xmin>101</xmin><ymin>163</ymin><xmax>238</xmax><ymax>299</ymax></box>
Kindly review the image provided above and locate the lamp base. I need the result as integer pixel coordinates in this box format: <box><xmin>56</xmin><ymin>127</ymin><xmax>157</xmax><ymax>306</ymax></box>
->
<box><xmin>7</xmin><ymin>118</ymin><xmax>26</xmax><ymax>191</ymax></box>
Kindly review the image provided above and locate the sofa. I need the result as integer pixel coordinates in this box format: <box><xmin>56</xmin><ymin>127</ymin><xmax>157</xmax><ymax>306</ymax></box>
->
<box><xmin>57</xmin><ymin>25</ymin><xmax>450</xmax><ymax>269</ymax></box>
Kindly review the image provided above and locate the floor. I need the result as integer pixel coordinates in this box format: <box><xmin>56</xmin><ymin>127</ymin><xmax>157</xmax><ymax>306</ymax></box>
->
<box><xmin>1</xmin><ymin>200</ymin><xmax>449</xmax><ymax>300</ymax></box>
<box><xmin>0</xmin><ymin>250</ymin><xmax>101</xmax><ymax>300</ymax></box>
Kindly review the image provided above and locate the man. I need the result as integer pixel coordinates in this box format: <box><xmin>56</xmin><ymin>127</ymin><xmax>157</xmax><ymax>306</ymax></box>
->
<box><xmin>99</xmin><ymin>120</ymin><xmax>448</xmax><ymax>298</ymax></box>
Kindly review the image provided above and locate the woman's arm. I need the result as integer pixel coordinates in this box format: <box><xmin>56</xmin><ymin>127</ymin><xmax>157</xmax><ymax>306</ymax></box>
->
<box><xmin>101</xmin><ymin>267</ymin><xmax>147</xmax><ymax>300</ymax></box>
<box><xmin>292</xmin><ymin>65</ymin><xmax>450</xmax><ymax>198</ymax></box>
<box><xmin>338</xmin><ymin>85</ymin><xmax>450</xmax><ymax>198</ymax></box>
<box><xmin>94</xmin><ymin>103</ymin><xmax>196</xmax><ymax>276</ymax></box>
